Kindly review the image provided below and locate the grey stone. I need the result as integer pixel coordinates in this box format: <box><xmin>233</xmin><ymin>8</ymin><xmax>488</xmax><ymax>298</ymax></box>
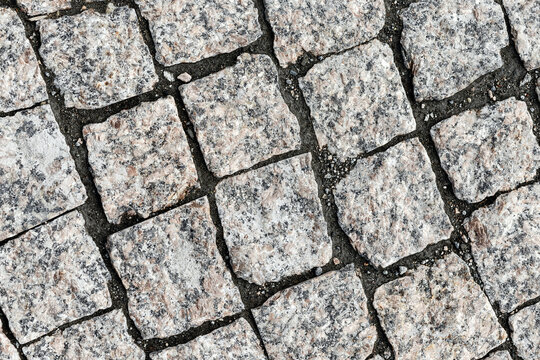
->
<box><xmin>16</xmin><ymin>0</ymin><xmax>70</xmax><ymax>15</ymax></box>
<box><xmin>503</xmin><ymin>0</ymin><xmax>540</xmax><ymax>70</ymax></box>
<box><xmin>215</xmin><ymin>153</ymin><xmax>332</xmax><ymax>285</ymax></box>
<box><xmin>537</xmin><ymin>78</ymin><xmax>540</xmax><ymax>101</ymax></box>
<box><xmin>334</xmin><ymin>138</ymin><xmax>453</xmax><ymax>268</ymax></box>
<box><xmin>0</xmin><ymin>327</ymin><xmax>18</xmax><ymax>360</ymax></box>
<box><xmin>178</xmin><ymin>72</ymin><xmax>192</xmax><ymax>82</ymax></box>
<box><xmin>509</xmin><ymin>302</ymin><xmax>540</xmax><ymax>360</ymax></box>
<box><xmin>484</xmin><ymin>351</ymin><xmax>512</xmax><ymax>360</ymax></box>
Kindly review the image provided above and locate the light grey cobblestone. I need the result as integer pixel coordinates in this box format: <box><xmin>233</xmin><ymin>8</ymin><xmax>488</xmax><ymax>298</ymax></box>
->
<box><xmin>0</xmin><ymin>327</ymin><xmax>18</xmax><ymax>360</ymax></box>
<box><xmin>509</xmin><ymin>302</ymin><xmax>540</xmax><ymax>360</ymax></box>
<box><xmin>502</xmin><ymin>0</ymin><xmax>540</xmax><ymax>70</ymax></box>
<box><xmin>16</xmin><ymin>0</ymin><xmax>70</xmax><ymax>15</ymax></box>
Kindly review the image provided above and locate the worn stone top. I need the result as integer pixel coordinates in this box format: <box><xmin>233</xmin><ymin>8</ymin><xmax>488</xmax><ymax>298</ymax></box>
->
<box><xmin>16</xmin><ymin>0</ymin><xmax>70</xmax><ymax>15</ymax></box>
<box><xmin>509</xmin><ymin>302</ymin><xmax>540</xmax><ymax>360</ymax></box>
<box><xmin>0</xmin><ymin>327</ymin><xmax>18</xmax><ymax>360</ymax></box>
<box><xmin>503</xmin><ymin>0</ymin><xmax>540</xmax><ymax>70</ymax></box>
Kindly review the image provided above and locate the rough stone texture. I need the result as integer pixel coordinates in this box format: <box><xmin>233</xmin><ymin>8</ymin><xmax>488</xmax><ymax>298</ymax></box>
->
<box><xmin>16</xmin><ymin>0</ymin><xmax>70</xmax><ymax>15</ymax></box>
<box><xmin>38</xmin><ymin>6</ymin><xmax>158</xmax><ymax>109</ymax></box>
<box><xmin>135</xmin><ymin>0</ymin><xmax>262</xmax><ymax>65</ymax></box>
<box><xmin>509</xmin><ymin>302</ymin><xmax>540</xmax><ymax>360</ymax></box>
<box><xmin>23</xmin><ymin>310</ymin><xmax>145</xmax><ymax>360</ymax></box>
<box><xmin>484</xmin><ymin>351</ymin><xmax>512</xmax><ymax>360</ymax></box>
<box><xmin>83</xmin><ymin>97</ymin><xmax>199</xmax><ymax>224</ymax></box>
<box><xmin>0</xmin><ymin>104</ymin><xmax>87</xmax><ymax>241</ymax></box>
<box><xmin>108</xmin><ymin>197</ymin><xmax>244</xmax><ymax>339</ymax></box>
<box><xmin>503</xmin><ymin>0</ymin><xmax>540</xmax><ymax>70</ymax></box>
<box><xmin>0</xmin><ymin>8</ymin><xmax>48</xmax><ymax>113</ymax></box>
<box><xmin>334</xmin><ymin>138</ymin><xmax>452</xmax><ymax>268</ymax></box>
<box><xmin>150</xmin><ymin>318</ymin><xmax>266</xmax><ymax>360</ymax></box>
<box><xmin>401</xmin><ymin>0</ymin><xmax>508</xmax><ymax>101</ymax></box>
<box><xmin>181</xmin><ymin>53</ymin><xmax>301</xmax><ymax>177</ymax></box>
<box><xmin>253</xmin><ymin>265</ymin><xmax>377</xmax><ymax>360</ymax></box>
<box><xmin>264</xmin><ymin>0</ymin><xmax>386</xmax><ymax>67</ymax></box>
<box><xmin>431</xmin><ymin>98</ymin><xmax>540</xmax><ymax>203</ymax></box>
<box><xmin>537</xmin><ymin>78</ymin><xmax>540</xmax><ymax>101</ymax></box>
<box><xmin>215</xmin><ymin>154</ymin><xmax>332</xmax><ymax>285</ymax></box>
<box><xmin>0</xmin><ymin>211</ymin><xmax>111</xmax><ymax>344</ymax></box>
<box><xmin>0</xmin><ymin>327</ymin><xmax>18</xmax><ymax>360</ymax></box>
<box><xmin>464</xmin><ymin>184</ymin><xmax>540</xmax><ymax>313</ymax></box>
<box><xmin>299</xmin><ymin>40</ymin><xmax>415</xmax><ymax>161</ymax></box>
<box><xmin>374</xmin><ymin>253</ymin><xmax>507</xmax><ymax>360</ymax></box>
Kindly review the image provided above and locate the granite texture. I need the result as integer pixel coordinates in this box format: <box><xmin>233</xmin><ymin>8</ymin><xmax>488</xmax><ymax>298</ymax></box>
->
<box><xmin>431</xmin><ymin>98</ymin><xmax>540</xmax><ymax>203</ymax></box>
<box><xmin>150</xmin><ymin>318</ymin><xmax>266</xmax><ymax>360</ymax></box>
<box><xmin>299</xmin><ymin>40</ymin><xmax>415</xmax><ymax>161</ymax></box>
<box><xmin>509</xmin><ymin>302</ymin><xmax>540</xmax><ymax>360</ymax></box>
<box><xmin>0</xmin><ymin>327</ymin><xmax>18</xmax><ymax>360</ymax></box>
<box><xmin>215</xmin><ymin>154</ymin><xmax>332</xmax><ymax>285</ymax></box>
<box><xmin>401</xmin><ymin>0</ymin><xmax>508</xmax><ymax>101</ymax></box>
<box><xmin>181</xmin><ymin>53</ymin><xmax>301</xmax><ymax>177</ymax></box>
<box><xmin>374</xmin><ymin>253</ymin><xmax>507</xmax><ymax>360</ymax></box>
<box><xmin>0</xmin><ymin>8</ymin><xmax>48</xmax><ymax>113</ymax></box>
<box><xmin>0</xmin><ymin>104</ymin><xmax>87</xmax><ymax>241</ymax></box>
<box><xmin>38</xmin><ymin>6</ymin><xmax>158</xmax><ymax>109</ymax></box>
<box><xmin>135</xmin><ymin>0</ymin><xmax>262</xmax><ymax>65</ymax></box>
<box><xmin>16</xmin><ymin>0</ymin><xmax>70</xmax><ymax>15</ymax></box>
<box><xmin>334</xmin><ymin>138</ymin><xmax>453</xmax><ymax>268</ymax></box>
<box><xmin>0</xmin><ymin>211</ymin><xmax>111</xmax><ymax>344</ymax></box>
<box><xmin>253</xmin><ymin>265</ymin><xmax>377</xmax><ymax>360</ymax></box>
<box><xmin>108</xmin><ymin>197</ymin><xmax>244</xmax><ymax>339</ymax></box>
<box><xmin>503</xmin><ymin>0</ymin><xmax>540</xmax><ymax>70</ymax></box>
<box><xmin>484</xmin><ymin>351</ymin><xmax>512</xmax><ymax>360</ymax></box>
<box><xmin>263</xmin><ymin>0</ymin><xmax>386</xmax><ymax>67</ymax></box>
<box><xmin>83</xmin><ymin>96</ymin><xmax>199</xmax><ymax>224</ymax></box>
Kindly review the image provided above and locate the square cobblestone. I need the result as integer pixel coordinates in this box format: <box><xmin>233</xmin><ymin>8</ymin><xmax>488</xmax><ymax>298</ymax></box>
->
<box><xmin>374</xmin><ymin>253</ymin><xmax>507</xmax><ymax>360</ymax></box>
<box><xmin>485</xmin><ymin>351</ymin><xmax>512</xmax><ymax>360</ymax></box>
<box><xmin>503</xmin><ymin>0</ymin><xmax>540</xmax><ymax>70</ymax></box>
<box><xmin>0</xmin><ymin>104</ymin><xmax>87</xmax><ymax>241</ymax></box>
<box><xmin>181</xmin><ymin>53</ymin><xmax>301</xmax><ymax>177</ymax></box>
<box><xmin>0</xmin><ymin>211</ymin><xmax>111</xmax><ymax>344</ymax></box>
<box><xmin>108</xmin><ymin>197</ymin><xmax>243</xmax><ymax>339</ymax></box>
<box><xmin>431</xmin><ymin>98</ymin><xmax>540</xmax><ymax>203</ymax></box>
<box><xmin>83</xmin><ymin>96</ymin><xmax>199</xmax><ymax>224</ymax></box>
<box><xmin>253</xmin><ymin>265</ymin><xmax>377</xmax><ymax>360</ymax></box>
<box><xmin>509</xmin><ymin>302</ymin><xmax>540</xmax><ymax>360</ymax></box>
<box><xmin>215</xmin><ymin>153</ymin><xmax>332</xmax><ymax>285</ymax></box>
<box><xmin>0</xmin><ymin>327</ymin><xmax>18</xmax><ymax>360</ymax></box>
<box><xmin>334</xmin><ymin>138</ymin><xmax>452</xmax><ymax>268</ymax></box>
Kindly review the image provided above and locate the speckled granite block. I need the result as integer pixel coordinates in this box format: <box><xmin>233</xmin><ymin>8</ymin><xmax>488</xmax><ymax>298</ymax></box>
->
<box><xmin>16</xmin><ymin>0</ymin><xmax>70</xmax><ymax>15</ymax></box>
<box><xmin>334</xmin><ymin>138</ymin><xmax>452</xmax><ymax>268</ymax></box>
<box><xmin>150</xmin><ymin>318</ymin><xmax>265</xmax><ymax>360</ymax></box>
<box><xmin>23</xmin><ymin>310</ymin><xmax>145</xmax><ymax>360</ymax></box>
<box><xmin>84</xmin><ymin>97</ymin><xmax>199</xmax><ymax>224</ymax></box>
<box><xmin>299</xmin><ymin>40</ymin><xmax>415</xmax><ymax>160</ymax></box>
<box><xmin>0</xmin><ymin>327</ymin><xmax>18</xmax><ymax>360</ymax></box>
<box><xmin>431</xmin><ymin>98</ymin><xmax>540</xmax><ymax>203</ymax></box>
<box><xmin>253</xmin><ymin>265</ymin><xmax>377</xmax><ymax>360</ymax></box>
<box><xmin>0</xmin><ymin>8</ymin><xmax>47</xmax><ymax>113</ymax></box>
<box><xmin>263</xmin><ymin>0</ymin><xmax>385</xmax><ymax>67</ymax></box>
<box><xmin>135</xmin><ymin>0</ymin><xmax>262</xmax><ymax>65</ymax></box>
<box><xmin>503</xmin><ymin>0</ymin><xmax>540</xmax><ymax>70</ymax></box>
<box><xmin>509</xmin><ymin>302</ymin><xmax>540</xmax><ymax>360</ymax></box>
<box><xmin>215</xmin><ymin>154</ymin><xmax>332</xmax><ymax>285</ymax></box>
<box><xmin>0</xmin><ymin>104</ymin><xmax>87</xmax><ymax>241</ymax></box>
<box><xmin>0</xmin><ymin>211</ymin><xmax>111</xmax><ymax>344</ymax></box>
<box><xmin>485</xmin><ymin>351</ymin><xmax>512</xmax><ymax>360</ymax></box>
<box><xmin>181</xmin><ymin>53</ymin><xmax>301</xmax><ymax>177</ymax></box>
<box><xmin>374</xmin><ymin>253</ymin><xmax>507</xmax><ymax>360</ymax></box>
<box><xmin>108</xmin><ymin>197</ymin><xmax>243</xmax><ymax>339</ymax></box>
<box><xmin>38</xmin><ymin>6</ymin><xmax>158</xmax><ymax>109</ymax></box>
<box><xmin>401</xmin><ymin>0</ymin><xmax>508</xmax><ymax>101</ymax></box>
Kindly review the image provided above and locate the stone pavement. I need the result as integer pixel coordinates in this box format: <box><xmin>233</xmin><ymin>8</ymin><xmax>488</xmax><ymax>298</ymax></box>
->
<box><xmin>0</xmin><ymin>0</ymin><xmax>538</xmax><ymax>359</ymax></box>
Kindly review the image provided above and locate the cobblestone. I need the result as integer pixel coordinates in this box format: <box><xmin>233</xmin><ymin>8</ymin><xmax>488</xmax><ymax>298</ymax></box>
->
<box><xmin>502</xmin><ymin>0</ymin><xmax>540</xmax><ymax>70</ymax></box>
<box><xmin>509</xmin><ymin>302</ymin><xmax>540</xmax><ymax>360</ymax></box>
<box><xmin>0</xmin><ymin>326</ymin><xmax>18</xmax><ymax>360</ymax></box>
<box><xmin>16</xmin><ymin>0</ymin><xmax>73</xmax><ymax>15</ymax></box>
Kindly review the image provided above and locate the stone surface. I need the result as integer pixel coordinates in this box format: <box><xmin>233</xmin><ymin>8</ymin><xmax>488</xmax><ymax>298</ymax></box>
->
<box><xmin>215</xmin><ymin>154</ymin><xmax>332</xmax><ymax>285</ymax></box>
<box><xmin>0</xmin><ymin>8</ymin><xmax>48</xmax><ymax>113</ymax></box>
<box><xmin>38</xmin><ymin>6</ymin><xmax>158</xmax><ymax>109</ymax></box>
<box><xmin>0</xmin><ymin>104</ymin><xmax>87</xmax><ymax>241</ymax></box>
<box><xmin>253</xmin><ymin>265</ymin><xmax>377</xmax><ymax>360</ymax></box>
<box><xmin>23</xmin><ymin>310</ymin><xmax>145</xmax><ymax>360</ymax></box>
<box><xmin>178</xmin><ymin>72</ymin><xmax>192</xmax><ymax>82</ymax></box>
<box><xmin>299</xmin><ymin>40</ymin><xmax>415</xmax><ymax>160</ymax></box>
<box><xmin>0</xmin><ymin>327</ymin><xmax>18</xmax><ymax>360</ymax></box>
<box><xmin>83</xmin><ymin>97</ymin><xmax>199</xmax><ymax>224</ymax></box>
<box><xmin>16</xmin><ymin>0</ymin><xmax>70</xmax><ymax>15</ymax></box>
<box><xmin>401</xmin><ymin>0</ymin><xmax>508</xmax><ymax>101</ymax></box>
<box><xmin>464</xmin><ymin>184</ymin><xmax>540</xmax><ymax>312</ymax></box>
<box><xmin>0</xmin><ymin>211</ymin><xmax>111</xmax><ymax>344</ymax></box>
<box><xmin>108</xmin><ymin>197</ymin><xmax>243</xmax><ymax>339</ymax></box>
<box><xmin>537</xmin><ymin>78</ymin><xmax>540</xmax><ymax>101</ymax></box>
<box><xmin>181</xmin><ymin>53</ymin><xmax>301</xmax><ymax>177</ymax></box>
<box><xmin>509</xmin><ymin>302</ymin><xmax>540</xmax><ymax>360</ymax></box>
<box><xmin>135</xmin><ymin>0</ymin><xmax>262</xmax><ymax>65</ymax></box>
<box><xmin>503</xmin><ymin>0</ymin><xmax>540</xmax><ymax>70</ymax></box>
<box><xmin>374</xmin><ymin>253</ymin><xmax>507</xmax><ymax>360</ymax></box>
<box><xmin>431</xmin><ymin>98</ymin><xmax>540</xmax><ymax>203</ymax></box>
<box><xmin>334</xmin><ymin>138</ymin><xmax>452</xmax><ymax>268</ymax></box>
<box><xmin>264</xmin><ymin>0</ymin><xmax>386</xmax><ymax>67</ymax></box>
<box><xmin>484</xmin><ymin>351</ymin><xmax>512</xmax><ymax>360</ymax></box>
<box><xmin>150</xmin><ymin>318</ymin><xmax>266</xmax><ymax>360</ymax></box>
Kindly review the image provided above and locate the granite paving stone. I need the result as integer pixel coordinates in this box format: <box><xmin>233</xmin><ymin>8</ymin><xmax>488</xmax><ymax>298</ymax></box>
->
<box><xmin>299</xmin><ymin>40</ymin><xmax>415</xmax><ymax>161</ymax></box>
<box><xmin>0</xmin><ymin>327</ymin><xmax>18</xmax><ymax>360</ymax></box>
<box><xmin>374</xmin><ymin>253</ymin><xmax>507</xmax><ymax>360</ymax></box>
<box><xmin>0</xmin><ymin>211</ymin><xmax>111</xmax><ymax>344</ymax></box>
<box><xmin>16</xmin><ymin>0</ymin><xmax>70</xmax><ymax>15</ymax></box>
<box><xmin>484</xmin><ymin>351</ymin><xmax>512</xmax><ymax>360</ymax></box>
<box><xmin>334</xmin><ymin>138</ymin><xmax>453</xmax><ymax>268</ymax></box>
<box><xmin>401</xmin><ymin>0</ymin><xmax>508</xmax><ymax>101</ymax></box>
<box><xmin>181</xmin><ymin>53</ymin><xmax>301</xmax><ymax>177</ymax></box>
<box><xmin>502</xmin><ymin>0</ymin><xmax>540</xmax><ymax>70</ymax></box>
<box><xmin>0</xmin><ymin>104</ymin><xmax>87</xmax><ymax>241</ymax></box>
<box><xmin>263</xmin><ymin>0</ymin><xmax>386</xmax><ymax>67</ymax></box>
<box><xmin>83</xmin><ymin>96</ymin><xmax>199</xmax><ymax>224</ymax></box>
<box><xmin>215</xmin><ymin>153</ymin><xmax>332</xmax><ymax>285</ymax></box>
<box><xmin>509</xmin><ymin>302</ymin><xmax>540</xmax><ymax>360</ymax></box>
<box><xmin>108</xmin><ymin>197</ymin><xmax>244</xmax><ymax>339</ymax></box>
<box><xmin>431</xmin><ymin>98</ymin><xmax>540</xmax><ymax>203</ymax></box>
<box><xmin>253</xmin><ymin>265</ymin><xmax>377</xmax><ymax>360</ymax></box>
